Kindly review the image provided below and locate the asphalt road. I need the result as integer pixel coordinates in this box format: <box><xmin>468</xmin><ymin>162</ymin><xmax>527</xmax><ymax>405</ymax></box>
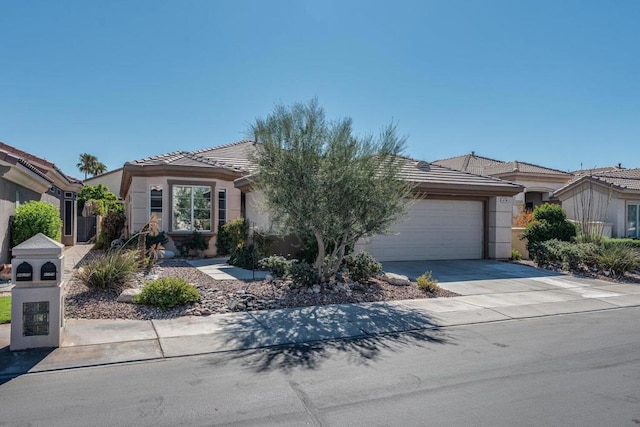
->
<box><xmin>1</xmin><ymin>308</ymin><xmax>639</xmax><ymax>426</ymax></box>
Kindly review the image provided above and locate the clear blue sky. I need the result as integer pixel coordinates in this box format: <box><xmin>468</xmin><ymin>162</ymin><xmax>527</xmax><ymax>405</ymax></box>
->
<box><xmin>1</xmin><ymin>0</ymin><xmax>638</xmax><ymax>179</ymax></box>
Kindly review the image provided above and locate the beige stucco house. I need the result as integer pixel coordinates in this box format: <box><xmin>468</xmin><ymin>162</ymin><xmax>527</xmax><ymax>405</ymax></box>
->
<box><xmin>554</xmin><ymin>168</ymin><xmax>640</xmax><ymax>239</ymax></box>
<box><xmin>120</xmin><ymin>141</ymin><xmax>523</xmax><ymax>260</ymax></box>
<box><xmin>433</xmin><ymin>152</ymin><xmax>573</xmax><ymax>215</ymax></box>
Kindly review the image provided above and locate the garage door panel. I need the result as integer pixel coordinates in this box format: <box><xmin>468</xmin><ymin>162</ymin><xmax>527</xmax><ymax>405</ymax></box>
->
<box><xmin>364</xmin><ymin>200</ymin><xmax>484</xmax><ymax>261</ymax></box>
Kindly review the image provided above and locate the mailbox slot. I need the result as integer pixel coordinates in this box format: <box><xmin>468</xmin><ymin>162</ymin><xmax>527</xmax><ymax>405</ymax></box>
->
<box><xmin>40</xmin><ymin>261</ymin><xmax>57</xmax><ymax>281</ymax></box>
<box><xmin>16</xmin><ymin>261</ymin><xmax>33</xmax><ymax>282</ymax></box>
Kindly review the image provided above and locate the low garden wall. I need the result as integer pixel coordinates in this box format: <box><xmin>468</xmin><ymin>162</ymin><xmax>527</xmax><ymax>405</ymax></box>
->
<box><xmin>512</xmin><ymin>227</ymin><xmax>529</xmax><ymax>260</ymax></box>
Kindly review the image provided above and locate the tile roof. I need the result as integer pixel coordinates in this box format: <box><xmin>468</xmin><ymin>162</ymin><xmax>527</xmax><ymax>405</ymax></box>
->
<box><xmin>400</xmin><ymin>158</ymin><xmax>522</xmax><ymax>192</ymax></box>
<box><xmin>0</xmin><ymin>141</ymin><xmax>81</xmax><ymax>184</ymax></box>
<box><xmin>127</xmin><ymin>140</ymin><xmax>256</xmax><ymax>172</ymax></box>
<box><xmin>484</xmin><ymin>160</ymin><xmax>571</xmax><ymax>176</ymax></box>
<box><xmin>0</xmin><ymin>144</ymin><xmax>53</xmax><ymax>183</ymax></box>
<box><xmin>432</xmin><ymin>153</ymin><xmax>503</xmax><ymax>176</ymax></box>
<box><xmin>571</xmin><ymin>165</ymin><xmax>625</xmax><ymax>175</ymax></box>
<box><xmin>555</xmin><ymin>168</ymin><xmax>640</xmax><ymax>194</ymax></box>
<box><xmin>432</xmin><ymin>152</ymin><xmax>571</xmax><ymax>177</ymax></box>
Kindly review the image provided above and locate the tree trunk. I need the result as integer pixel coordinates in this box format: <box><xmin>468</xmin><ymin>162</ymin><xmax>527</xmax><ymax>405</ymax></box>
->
<box><xmin>314</xmin><ymin>230</ymin><xmax>326</xmax><ymax>282</ymax></box>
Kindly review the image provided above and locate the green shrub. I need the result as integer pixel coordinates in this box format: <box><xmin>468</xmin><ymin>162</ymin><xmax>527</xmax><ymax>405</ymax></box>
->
<box><xmin>416</xmin><ymin>271</ymin><xmax>440</xmax><ymax>293</ymax></box>
<box><xmin>343</xmin><ymin>251</ymin><xmax>382</xmax><ymax>283</ymax></box>
<box><xmin>521</xmin><ymin>204</ymin><xmax>576</xmax><ymax>251</ymax></box>
<box><xmin>529</xmin><ymin>240</ymin><xmax>599</xmax><ymax>270</ymax></box>
<box><xmin>229</xmin><ymin>244</ymin><xmax>258</xmax><ymax>270</ymax></box>
<box><xmin>596</xmin><ymin>244</ymin><xmax>640</xmax><ymax>277</ymax></box>
<box><xmin>77</xmin><ymin>184</ymin><xmax>118</xmax><ymax>214</ymax></box>
<box><xmin>84</xmin><ymin>199</ymin><xmax>107</xmax><ymax>216</ymax></box>
<box><xmin>133</xmin><ymin>277</ymin><xmax>200</xmax><ymax>310</ymax></box>
<box><xmin>216</xmin><ymin>223</ymin><xmax>231</xmax><ymax>255</ymax></box>
<box><xmin>555</xmin><ymin>241</ymin><xmax>599</xmax><ymax>270</ymax></box>
<box><xmin>186</xmin><ymin>230</ymin><xmax>208</xmax><ymax>252</ymax></box>
<box><xmin>252</xmin><ymin>232</ymin><xmax>275</xmax><ymax>258</ymax></box>
<box><xmin>74</xmin><ymin>250</ymin><xmax>139</xmax><ymax>291</ymax></box>
<box><xmin>216</xmin><ymin>218</ymin><xmax>249</xmax><ymax>255</ymax></box>
<box><xmin>602</xmin><ymin>238</ymin><xmax>640</xmax><ymax>251</ymax></box>
<box><xmin>11</xmin><ymin>201</ymin><xmax>62</xmax><ymax>246</ymax></box>
<box><xmin>510</xmin><ymin>249</ymin><xmax>522</xmax><ymax>261</ymax></box>
<box><xmin>528</xmin><ymin>241</ymin><xmax>553</xmax><ymax>266</ymax></box>
<box><xmin>289</xmin><ymin>261</ymin><xmax>318</xmax><ymax>286</ymax></box>
<box><xmin>95</xmin><ymin>211</ymin><xmax>126</xmax><ymax>249</ymax></box>
<box><xmin>258</xmin><ymin>255</ymin><xmax>293</xmax><ymax>277</ymax></box>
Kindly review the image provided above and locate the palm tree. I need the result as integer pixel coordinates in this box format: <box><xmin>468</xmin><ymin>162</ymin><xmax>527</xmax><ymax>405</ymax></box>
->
<box><xmin>91</xmin><ymin>162</ymin><xmax>107</xmax><ymax>177</ymax></box>
<box><xmin>77</xmin><ymin>153</ymin><xmax>98</xmax><ymax>180</ymax></box>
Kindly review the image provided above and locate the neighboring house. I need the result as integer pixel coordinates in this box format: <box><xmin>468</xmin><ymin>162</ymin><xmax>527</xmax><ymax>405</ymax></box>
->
<box><xmin>83</xmin><ymin>167</ymin><xmax>123</xmax><ymax>197</ymax></box>
<box><xmin>432</xmin><ymin>152</ymin><xmax>573</xmax><ymax>215</ymax></box>
<box><xmin>553</xmin><ymin>168</ymin><xmax>640</xmax><ymax>239</ymax></box>
<box><xmin>236</xmin><ymin>159</ymin><xmax>524</xmax><ymax>261</ymax></box>
<box><xmin>119</xmin><ymin>140</ymin><xmax>255</xmax><ymax>255</ymax></box>
<box><xmin>0</xmin><ymin>141</ymin><xmax>82</xmax><ymax>263</ymax></box>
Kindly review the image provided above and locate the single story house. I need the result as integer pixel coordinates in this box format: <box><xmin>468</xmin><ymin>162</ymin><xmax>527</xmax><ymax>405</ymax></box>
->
<box><xmin>0</xmin><ymin>141</ymin><xmax>82</xmax><ymax>263</ymax></box>
<box><xmin>120</xmin><ymin>141</ymin><xmax>523</xmax><ymax>260</ymax></box>
<box><xmin>553</xmin><ymin>168</ymin><xmax>640</xmax><ymax>239</ymax></box>
<box><xmin>432</xmin><ymin>152</ymin><xmax>573</xmax><ymax>214</ymax></box>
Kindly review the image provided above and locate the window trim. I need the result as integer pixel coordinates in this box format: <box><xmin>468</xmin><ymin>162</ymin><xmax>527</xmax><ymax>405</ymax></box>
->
<box><xmin>218</xmin><ymin>188</ymin><xmax>227</xmax><ymax>228</ymax></box>
<box><xmin>168</xmin><ymin>180</ymin><xmax>216</xmax><ymax>233</ymax></box>
<box><xmin>64</xmin><ymin>200</ymin><xmax>73</xmax><ymax>236</ymax></box>
<box><xmin>150</xmin><ymin>185</ymin><xmax>163</xmax><ymax>230</ymax></box>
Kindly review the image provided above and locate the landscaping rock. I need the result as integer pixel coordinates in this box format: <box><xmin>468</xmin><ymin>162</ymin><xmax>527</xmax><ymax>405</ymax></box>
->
<box><xmin>117</xmin><ymin>288</ymin><xmax>142</xmax><ymax>303</ymax></box>
<box><xmin>381</xmin><ymin>272</ymin><xmax>411</xmax><ymax>286</ymax></box>
<box><xmin>159</xmin><ymin>250</ymin><xmax>175</xmax><ymax>259</ymax></box>
<box><xmin>65</xmin><ymin>258</ymin><xmax>460</xmax><ymax>321</ymax></box>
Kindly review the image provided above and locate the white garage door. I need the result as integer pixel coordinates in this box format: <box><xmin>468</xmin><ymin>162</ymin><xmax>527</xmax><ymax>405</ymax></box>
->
<box><xmin>364</xmin><ymin>199</ymin><xmax>484</xmax><ymax>261</ymax></box>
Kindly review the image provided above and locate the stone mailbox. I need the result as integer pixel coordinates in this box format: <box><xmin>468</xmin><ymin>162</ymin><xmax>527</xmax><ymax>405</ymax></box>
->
<box><xmin>10</xmin><ymin>233</ymin><xmax>65</xmax><ymax>351</ymax></box>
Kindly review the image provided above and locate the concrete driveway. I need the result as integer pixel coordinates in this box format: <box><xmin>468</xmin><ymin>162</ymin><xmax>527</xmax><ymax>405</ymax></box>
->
<box><xmin>381</xmin><ymin>259</ymin><xmax>637</xmax><ymax>298</ymax></box>
<box><xmin>382</xmin><ymin>259</ymin><xmax>562</xmax><ymax>283</ymax></box>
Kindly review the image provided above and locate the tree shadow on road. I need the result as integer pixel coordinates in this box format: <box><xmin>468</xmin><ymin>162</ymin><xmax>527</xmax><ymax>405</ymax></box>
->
<box><xmin>209</xmin><ymin>301</ymin><xmax>454</xmax><ymax>373</ymax></box>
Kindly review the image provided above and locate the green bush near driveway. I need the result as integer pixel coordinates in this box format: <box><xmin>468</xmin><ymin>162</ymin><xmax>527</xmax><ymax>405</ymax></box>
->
<box><xmin>521</xmin><ymin>204</ymin><xmax>576</xmax><ymax>251</ymax></box>
<box><xmin>416</xmin><ymin>271</ymin><xmax>440</xmax><ymax>293</ymax></box>
<box><xmin>529</xmin><ymin>239</ymin><xmax>640</xmax><ymax>278</ymax></box>
<box><xmin>602</xmin><ymin>238</ymin><xmax>640</xmax><ymax>251</ymax></box>
<box><xmin>343</xmin><ymin>252</ymin><xmax>382</xmax><ymax>283</ymax></box>
<box><xmin>596</xmin><ymin>244</ymin><xmax>640</xmax><ymax>278</ymax></box>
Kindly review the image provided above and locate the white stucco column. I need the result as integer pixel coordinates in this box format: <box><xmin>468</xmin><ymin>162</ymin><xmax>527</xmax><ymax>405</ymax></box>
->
<box><xmin>488</xmin><ymin>196</ymin><xmax>514</xmax><ymax>259</ymax></box>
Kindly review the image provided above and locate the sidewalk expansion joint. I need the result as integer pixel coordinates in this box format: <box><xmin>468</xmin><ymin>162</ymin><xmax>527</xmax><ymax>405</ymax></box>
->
<box><xmin>150</xmin><ymin>320</ymin><xmax>166</xmax><ymax>358</ymax></box>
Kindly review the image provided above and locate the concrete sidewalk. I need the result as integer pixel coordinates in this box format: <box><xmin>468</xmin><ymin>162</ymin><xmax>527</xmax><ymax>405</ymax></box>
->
<box><xmin>2</xmin><ymin>255</ymin><xmax>640</xmax><ymax>377</ymax></box>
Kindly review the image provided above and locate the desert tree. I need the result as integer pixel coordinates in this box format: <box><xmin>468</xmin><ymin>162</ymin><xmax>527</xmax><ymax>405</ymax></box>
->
<box><xmin>249</xmin><ymin>99</ymin><xmax>413</xmax><ymax>282</ymax></box>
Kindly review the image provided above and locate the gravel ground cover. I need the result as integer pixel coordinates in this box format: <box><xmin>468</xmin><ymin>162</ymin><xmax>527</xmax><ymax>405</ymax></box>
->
<box><xmin>65</xmin><ymin>257</ymin><xmax>457</xmax><ymax>320</ymax></box>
